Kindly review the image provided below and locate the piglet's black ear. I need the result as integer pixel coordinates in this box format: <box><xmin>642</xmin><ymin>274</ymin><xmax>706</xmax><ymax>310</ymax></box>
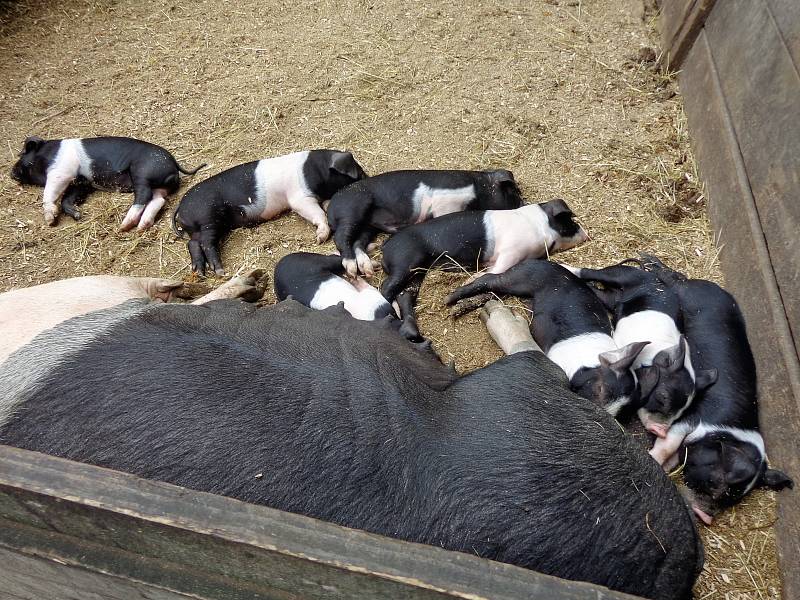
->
<box><xmin>638</xmin><ymin>365</ymin><xmax>660</xmax><ymax>399</ymax></box>
<box><xmin>330</xmin><ymin>151</ymin><xmax>363</xmax><ymax>180</ymax></box>
<box><xmin>490</xmin><ymin>169</ymin><xmax>516</xmax><ymax>184</ymax></box>
<box><xmin>23</xmin><ymin>135</ymin><xmax>44</xmax><ymax>154</ymax></box>
<box><xmin>761</xmin><ymin>468</ymin><xmax>794</xmax><ymax>491</ymax></box>
<box><xmin>540</xmin><ymin>198</ymin><xmax>573</xmax><ymax>220</ymax></box>
<box><xmin>694</xmin><ymin>368</ymin><xmax>718</xmax><ymax>393</ymax></box>
<box><xmin>654</xmin><ymin>335</ymin><xmax>686</xmax><ymax>372</ymax></box>
<box><xmin>598</xmin><ymin>340</ymin><xmax>649</xmax><ymax>374</ymax></box>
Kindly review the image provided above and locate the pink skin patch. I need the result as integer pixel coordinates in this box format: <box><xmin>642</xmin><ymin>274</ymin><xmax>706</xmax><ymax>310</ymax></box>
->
<box><xmin>692</xmin><ymin>505</ymin><xmax>714</xmax><ymax>525</ymax></box>
<box><xmin>350</xmin><ymin>277</ymin><xmax>372</xmax><ymax>292</ymax></box>
<box><xmin>646</xmin><ymin>422</ymin><xmax>669</xmax><ymax>439</ymax></box>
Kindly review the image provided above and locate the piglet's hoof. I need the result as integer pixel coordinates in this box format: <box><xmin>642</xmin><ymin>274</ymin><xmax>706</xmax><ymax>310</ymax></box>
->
<box><xmin>171</xmin><ymin>281</ymin><xmax>214</xmax><ymax>300</ymax></box>
<box><xmin>342</xmin><ymin>258</ymin><xmax>358</xmax><ymax>278</ymax></box>
<box><xmin>43</xmin><ymin>210</ymin><xmax>57</xmax><ymax>226</ymax></box>
<box><xmin>191</xmin><ymin>271</ymin><xmax>266</xmax><ymax>305</ymax></box>
<box><xmin>316</xmin><ymin>225</ymin><xmax>331</xmax><ymax>244</ymax></box>
<box><xmin>449</xmin><ymin>293</ymin><xmax>493</xmax><ymax>319</ymax></box>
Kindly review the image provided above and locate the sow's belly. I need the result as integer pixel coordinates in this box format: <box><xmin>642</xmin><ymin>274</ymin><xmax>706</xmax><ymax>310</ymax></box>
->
<box><xmin>0</xmin><ymin>298</ymin><xmax>453</xmax><ymax>442</ymax></box>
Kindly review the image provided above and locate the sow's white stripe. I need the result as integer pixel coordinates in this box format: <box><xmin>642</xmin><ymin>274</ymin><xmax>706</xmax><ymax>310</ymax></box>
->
<box><xmin>613</xmin><ymin>310</ymin><xmax>680</xmax><ymax>368</ymax></box>
<box><xmin>546</xmin><ymin>332</ymin><xmax>617</xmax><ymax>381</ymax></box>
<box><xmin>0</xmin><ymin>298</ymin><xmax>151</xmax><ymax>429</ymax></box>
<box><xmin>49</xmin><ymin>138</ymin><xmax>93</xmax><ymax>180</ymax></box>
<box><xmin>244</xmin><ymin>150</ymin><xmax>312</xmax><ymax>220</ymax></box>
<box><xmin>310</xmin><ymin>277</ymin><xmax>389</xmax><ymax>321</ymax></box>
<box><xmin>412</xmin><ymin>183</ymin><xmax>476</xmax><ymax>222</ymax></box>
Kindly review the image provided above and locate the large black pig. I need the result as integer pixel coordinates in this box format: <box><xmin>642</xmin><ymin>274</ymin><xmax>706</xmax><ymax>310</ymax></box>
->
<box><xmin>0</xmin><ymin>277</ymin><xmax>702</xmax><ymax>600</ymax></box>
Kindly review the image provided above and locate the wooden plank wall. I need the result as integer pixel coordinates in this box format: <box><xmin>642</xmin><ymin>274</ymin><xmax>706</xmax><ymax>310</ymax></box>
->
<box><xmin>661</xmin><ymin>1</ymin><xmax>800</xmax><ymax>598</ymax></box>
<box><xmin>0</xmin><ymin>445</ymin><xmax>641</xmax><ymax>600</ymax></box>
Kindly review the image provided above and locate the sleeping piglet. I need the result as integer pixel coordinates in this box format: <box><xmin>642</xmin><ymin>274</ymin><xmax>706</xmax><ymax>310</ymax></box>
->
<box><xmin>446</xmin><ymin>259</ymin><xmax>648</xmax><ymax>415</ymax></box>
<box><xmin>10</xmin><ymin>136</ymin><xmax>204</xmax><ymax>230</ymax></box>
<box><xmin>274</xmin><ymin>252</ymin><xmax>393</xmax><ymax>321</ymax></box>
<box><xmin>380</xmin><ymin>199</ymin><xmax>589</xmax><ymax>303</ymax></box>
<box><xmin>173</xmin><ymin>150</ymin><xmax>366</xmax><ymax>275</ymax></box>
<box><xmin>326</xmin><ymin>169</ymin><xmax>524</xmax><ymax>278</ymax></box>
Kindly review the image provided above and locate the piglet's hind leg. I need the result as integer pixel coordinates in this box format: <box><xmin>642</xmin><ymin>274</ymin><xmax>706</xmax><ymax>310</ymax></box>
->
<box><xmin>120</xmin><ymin>181</ymin><xmax>154</xmax><ymax>231</ymax></box>
<box><xmin>137</xmin><ymin>189</ymin><xmax>168</xmax><ymax>230</ymax></box>
<box><xmin>290</xmin><ymin>196</ymin><xmax>330</xmax><ymax>243</ymax></box>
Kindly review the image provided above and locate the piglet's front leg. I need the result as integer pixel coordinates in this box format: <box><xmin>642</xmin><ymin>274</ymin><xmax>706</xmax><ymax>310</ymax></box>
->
<box><xmin>649</xmin><ymin>428</ymin><xmax>689</xmax><ymax>469</ymax></box>
<box><xmin>289</xmin><ymin>196</ymin><xmax>330</xmax><ymax>244</ymax></box>
<box><xmin>41</xmin><ymin>171</ymin><xmax>74</xmax><ymax>225</ymax></box>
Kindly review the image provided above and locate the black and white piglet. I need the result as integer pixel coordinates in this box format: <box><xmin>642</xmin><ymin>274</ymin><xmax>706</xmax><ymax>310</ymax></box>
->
<box><xmin>642</xmin><ymin>258</ymin><xmax>792</xmax><ymax>523</ymax></box>
<box><xmin>274</xmin><ymin>252</ymin><xmax>394</xmax><ymax>321</ymax></box>
<box><xmin>380</xmin><ymin>199</ymin><xmax>588</xmax><ymax>304</ymax></box>
<box><xmin>326</xmin><ymin>169</ymin><xmax>523</xmax><ymax>277</ymax></box>
<box><xmin>377</xmin><ymin>200</ymin><xmax>587</xmax><ymax>342</ymax></box>
<box><xmin>447</xmin><ymin>259</ymin><xmax>648</xmax><ymax>414</ymax></box>
<box><xmin>173</xmin><ymin>150</ymin><xmax>366</xmax><ymax>275</ymax></box>
<box><xmin>10</xmin><ymin>136</ymin><xmax>204</xmax><ymax>229</ymax></box>
<box><xmin>567</xmin><ymin>261</ymin><xmax>717</xmax><ymax>438</ymax></box>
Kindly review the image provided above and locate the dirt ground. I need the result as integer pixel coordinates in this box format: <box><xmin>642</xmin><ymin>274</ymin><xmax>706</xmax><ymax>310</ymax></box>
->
<box><xmin>0</xmin><ymin>0</ymin><xmax>783</xmax><ymax>597</ymax></box>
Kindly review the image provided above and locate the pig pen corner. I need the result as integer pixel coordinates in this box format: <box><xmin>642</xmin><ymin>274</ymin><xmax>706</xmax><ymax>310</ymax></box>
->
<box><xmin>0</xmin><ymin>0</ymin><xmax>797</xmax><ymax>598</ymax></box>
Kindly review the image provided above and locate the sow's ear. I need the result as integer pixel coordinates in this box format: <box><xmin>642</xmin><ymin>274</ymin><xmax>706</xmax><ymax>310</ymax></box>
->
<box><xmin>23</xmin><ymin>135</ymin><xmax>45</xmax><ymax>154</ymax></box>
<box><xmin>694</xmin><ymin>368</ymin><xmax>718</xmax><ymax>392</ymax></box>
<box><xmin>330</xmin><ymin>151</ymin><xmax>363</xmax><ymax>180</ymax></box>
<box><xmin>598</xmin><ymin>341</ymin><xmax>649</xmax><ymax>374</ymax></box>
<box><xmin>761</xmin><ymin>467</ymin><xmax>794</xmax><ymax>491</ymax></box>
<box><xmin>637</xmin><ymin>365</ymin><xmax>660</xmax><ymax>399</ymax></box>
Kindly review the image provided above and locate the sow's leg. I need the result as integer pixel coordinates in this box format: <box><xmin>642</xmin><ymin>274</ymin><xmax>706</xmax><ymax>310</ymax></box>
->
<box><xmin>0</xmin><ymin>273</ymin><xmax>267</xmax><ymax>363</ymax></box>
<box><xmin>480</xmin><ymin>300</ymin><xmax>541</xmax><ymax>355</ymax></box>
<box><xmin>191</xmin><ymin>269</ymin><xmax>265</xmax><ymax>305</ymax></box>
<box><xmin>0</xmin><ymin>276</ymin><xmax>184</xmax><ymax>363</ymax></box>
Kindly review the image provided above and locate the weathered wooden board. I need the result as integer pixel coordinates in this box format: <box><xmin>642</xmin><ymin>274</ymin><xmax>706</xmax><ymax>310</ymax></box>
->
<box><xmin>1</xmin><ymin>547</ymin><xmax>197</xmax><ymax>600</ymax></box>
<box><xmin>659</xmin><ymin>0</ymin><xmax>718</xmax><ymax>69</ymax></box>
<box><xmin>0</xmin><ymin>444</ymin><xmax>641</xmax><ymax>600</ymax></box>
<box><xmin>704</xmin><ymin>0</ymin><xmax>800</xmax><ymax>356</ymax></box>
<box><xmin>765</xmin><ymin>0</ymin><xmax>800</xmax><ymax>69</ymax></box>
<box><xmin>677</xmin><ymin>1</ymin><xmax>800</xmax><ymax>595</ymax></box>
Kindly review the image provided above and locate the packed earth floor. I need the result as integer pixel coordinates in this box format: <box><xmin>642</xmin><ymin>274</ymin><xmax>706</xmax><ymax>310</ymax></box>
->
<box><xmin>0</xmin><ymin>0</ymin><xmax>783</xmax><ymax>597</ymax></box>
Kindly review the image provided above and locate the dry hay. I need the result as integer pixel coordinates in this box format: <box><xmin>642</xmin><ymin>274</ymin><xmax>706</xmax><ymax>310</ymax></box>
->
<box><xmin>0</xmin><ymin>0</ymin><xmax>782</xmax><ymax>597</ymax></box>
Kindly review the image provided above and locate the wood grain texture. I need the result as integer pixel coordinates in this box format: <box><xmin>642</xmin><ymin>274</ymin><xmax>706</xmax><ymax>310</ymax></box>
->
<box><xmin>1</xmin><ymin>547</ymin><xmax>196</xmax><ymax>600</ymax></box>
<box><xmin>0</xmin><ymin>444</ymin><xmax>641</xmax><ymax>600</ymax></box>
<box><xmin>704</xmin><ymin>0</ymin><xmax>800</xmax><ymax>358</ymax></box>
<box><xmin>659</xmin><ymin>0</ymin><xmax>718</xmax><ymax>68</ymax></box>
<box><xmin>678</xmin><ymin>17</ymin><xmax>800</xmax><ymax>599</ymax></box>
<box><xmin>765</xmin><ymin>0</ymin><xmax>800</xmax><ymax>70</ymax></box>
